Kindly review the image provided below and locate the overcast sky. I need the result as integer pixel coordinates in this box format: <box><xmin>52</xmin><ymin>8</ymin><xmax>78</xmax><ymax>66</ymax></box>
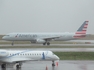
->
<box><xmin>0</xmin><ymin>0</ymin><xmax>94</xmax><ymax>34</ymax></box>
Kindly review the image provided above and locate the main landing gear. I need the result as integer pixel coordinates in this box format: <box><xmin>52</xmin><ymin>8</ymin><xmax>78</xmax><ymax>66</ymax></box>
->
<box><xmin>43</xmin><ymin>42</ymin><xmax>50</xmax><ymax>46</ymax></box>
<box><xmin>1</xmin><ymin>64</ymin><xmax>6</xmax><ymax>69</ymax></box>
<box><xmin>16</xmin><ymin>62</ymin><xmax>22</xmax><ymax>69</ymax></box>
<box><xmin>1</xmin><ymin>63</ymin><xmax>22</xmax><ymax>70</ymax></box>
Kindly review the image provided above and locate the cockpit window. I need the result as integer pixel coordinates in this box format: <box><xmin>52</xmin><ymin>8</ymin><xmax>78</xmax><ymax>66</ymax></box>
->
<box><xmin>52</xmin><ymin>52</ymin><xmax>55</xmax><ymax>55</ymax></box>
<box><xmin>6</xmin><ymin>35</ymin><xmax>10</xmax><ymax>36</ymax></box>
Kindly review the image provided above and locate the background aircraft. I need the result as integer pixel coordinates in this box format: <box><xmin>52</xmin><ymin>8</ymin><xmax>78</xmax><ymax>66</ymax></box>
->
<box><xmin>2</xmin><ymin>21</ymin><xmax>89</xmax><ymax>45</ymax></box>
<box><xmin>0</xmin><ymin>49</ymin><xmax>59</xmax><ymax>69</ymax></box>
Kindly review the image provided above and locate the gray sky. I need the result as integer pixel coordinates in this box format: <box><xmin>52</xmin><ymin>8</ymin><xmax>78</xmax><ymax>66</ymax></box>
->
<box><xmin>0</xmin><ymin>0</ymin><xmax>94</xmax><ymax>34</ymax></box>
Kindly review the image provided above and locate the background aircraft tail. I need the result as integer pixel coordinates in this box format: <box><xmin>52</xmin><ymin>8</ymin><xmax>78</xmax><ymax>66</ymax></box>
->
<box><xmin>74</xmin><ymin>21</ymin><xmax>89</xmax><ymax>38</ymax></box>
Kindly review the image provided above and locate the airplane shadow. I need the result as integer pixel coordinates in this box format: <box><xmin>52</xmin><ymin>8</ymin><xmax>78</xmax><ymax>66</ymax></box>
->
<box><xmin>1</xmin><ymin>68</ymin><xmax>6</xmax><ymax>70</ymax></box>
<box><xmin>16</xmin><ymin>68</ymin><xmax>21</xmax><ymax>70</ymax></box>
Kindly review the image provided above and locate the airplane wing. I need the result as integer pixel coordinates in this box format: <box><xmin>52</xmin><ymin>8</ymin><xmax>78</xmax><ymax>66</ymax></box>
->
<box><xmin>42</xmin><ymin>36</ymin><xmax>61</xmax><ymax>41</ymax></box>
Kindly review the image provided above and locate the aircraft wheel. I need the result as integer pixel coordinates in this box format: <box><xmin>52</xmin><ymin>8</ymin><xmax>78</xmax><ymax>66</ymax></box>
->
<box><xmin>12</xmin><ymin>43</ymin><xmax>13</xmax><ymax>45</ymax></box>
<box><xmin>52</xmin><ymin>61</ymin><xmax>55</xmax><ymax>67</ymax></box>
<box><xmin>52</xmin><ymin>63</ymin><xmax>55</xmax><ymax>67</ymax></box>
<box><xmin>1</xmin><ymin>64</ymin><xmax>6</xmax><ymax>69</ymax></box>
<box><xmin>47</xmin><ymin>42</ymin><xmax>50</xmax><ymax>45</ymax></box>
<box><xmin>16</xmin><ymin>64</ymin><xmax>21</xmax><ymax>69</ymax></box>
<box><xmin>11</xmin><ymin>41</ymin><xmax>14</xmax><ymax>45</ymax></box>
<box><xmin>16</xmin><ymin>62</ymin><xmax>22</xmax><ymax>69</ymax></box>
<box><xmin>43</xmin><ymin>43</ymin><xmax>46</xmax><ymax>45</ymax></box>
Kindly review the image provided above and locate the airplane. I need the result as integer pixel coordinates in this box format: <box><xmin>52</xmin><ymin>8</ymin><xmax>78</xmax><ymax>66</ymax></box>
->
<box><xmin>2</xmin><ymin>21</ymin><xmax>89</xmax><ymax>45</ymax></box>
<box><xmin>0</xmin><ymin>49</ymin><xmax>59</xmax><ymax>69</ymax></box>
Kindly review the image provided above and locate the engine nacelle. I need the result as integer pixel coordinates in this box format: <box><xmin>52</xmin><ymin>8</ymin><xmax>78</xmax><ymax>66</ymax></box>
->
<box><xmin>0</xmin><ymin>50</ymin><xmax>8</xmax><ymax>57</ymax></box>
<box><xmin>36</xmin><ymin>39</ymin><xmax>45</xmax><ymax>43</ymax></box>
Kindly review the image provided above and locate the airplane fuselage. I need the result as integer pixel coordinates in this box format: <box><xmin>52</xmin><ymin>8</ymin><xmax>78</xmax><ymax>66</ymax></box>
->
<box><xmin>0</xmin><ymin>50</ymin><xmax>59</xmax><ymax>63</ymax></box>
<box><xmin>2</xmin><ymin>33</ymin><xmax>76</xmax><ymax>41</ymax></box>
<box><xmin>0</xmin><ymin>49</ymin><xmax>59</xmax><ymax>69</ymax></box>
<box><xmin>2</xmin><ymin>21</ymin><xmax>88</xmax><ymax>45</ymax></box>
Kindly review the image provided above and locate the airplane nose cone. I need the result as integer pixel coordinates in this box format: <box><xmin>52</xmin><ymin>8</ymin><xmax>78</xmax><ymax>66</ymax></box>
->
<box><xmin>56</xmin><ymin>56</ymin><xmax>60</xmax><ymax>60</ymax></box>
<box><xmin>55</xmin><ymin>55</ymin><xmax>60</xmax><ymax>60</ymax></box>
<box><xmin>2</xmin><ymin>36</ymin><xmax>7</xmax><ymax>40</ymax></box>
<box><xmin>2</xmin><ymin>36</ymin><xmax>5</xmax><ymax>40</ymax></box>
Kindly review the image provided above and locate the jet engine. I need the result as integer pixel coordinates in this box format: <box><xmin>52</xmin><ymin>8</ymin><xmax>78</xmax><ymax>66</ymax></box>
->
<box><xmin>0</xmin><ymin>50</ymin><xmax>8</xmax><ymax>57</ymax></box>
<box><xmin>36</xmin><ymin>39</ymin><xmax>46</xmax><ymax>43</ymax></box>
<box><xmin>31</xmin><ymin>39</ymin><xmax>46</xmax><ymax>43</ymax></box>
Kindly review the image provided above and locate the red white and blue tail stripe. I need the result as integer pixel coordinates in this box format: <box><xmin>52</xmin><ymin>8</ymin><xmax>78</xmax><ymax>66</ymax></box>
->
<box><xmin>74</xmin><ymin>21</ymin><xmax>89</xmax><ymax>38</ymax></box>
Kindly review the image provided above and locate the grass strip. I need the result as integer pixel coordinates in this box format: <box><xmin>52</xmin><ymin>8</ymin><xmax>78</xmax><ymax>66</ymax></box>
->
<box><xmin>54</xmin><ymin>52</ymin><xmax>94</xmax><ymax>60</ymax></box>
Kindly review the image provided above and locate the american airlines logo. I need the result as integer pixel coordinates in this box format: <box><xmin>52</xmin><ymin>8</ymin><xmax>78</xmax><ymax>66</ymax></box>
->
<box><xmin>15</xmin><ymin>34</ymin><xmax>18</xmax><ymax>37</ymax></box>
<box><xmin>15</xmin><ymin>34</ymin><xmax>37</xmax><ymax>37</ymax></box>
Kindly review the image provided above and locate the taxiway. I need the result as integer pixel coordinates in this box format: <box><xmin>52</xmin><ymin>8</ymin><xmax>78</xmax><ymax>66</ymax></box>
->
<box><xmin>0</xmin><ymin>44</ymin><xmax>94</xmax><ymax>47</ymax></box>
<box><xmin>0</xmin><ymin>60</ymin><xmax>94</xmax><ymax>70</ymax></box>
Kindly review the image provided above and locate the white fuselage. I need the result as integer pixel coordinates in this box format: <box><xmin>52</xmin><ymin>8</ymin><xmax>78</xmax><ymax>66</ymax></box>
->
<box><xmin>2</xmin><ymin>33</ymin><xmax>77</xmax><ymax>41</ymax></box>
<box><xmin>0</xmin><ymin>49</ymin><xmax>59</xmax><ymax>63</ymax></box>
<box><xmin>2</xmin><ymin>21</ymin><xmax>89</xmax><ymax>44</ymax></box>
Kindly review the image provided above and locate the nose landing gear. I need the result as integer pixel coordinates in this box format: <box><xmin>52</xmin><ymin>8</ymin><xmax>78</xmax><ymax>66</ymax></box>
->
<box><xmin>52</xmin><ymin>61</ymin><xmax>55</xmax><ymax>67</ymax></box>
<box><xmin>52</xmin><ymin>61</ymin><xmax>55</xmax><ymax>70</ymax></box>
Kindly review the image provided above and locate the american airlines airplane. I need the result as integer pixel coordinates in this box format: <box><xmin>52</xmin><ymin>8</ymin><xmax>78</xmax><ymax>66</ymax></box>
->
<box><xmin>0</xmin><ymin>49</ymin><xmax>59</xmax><ymax>69</ymax></box>
<box><xmin>2</xmin><ymin>21</ymin><xmax>89</xmax><ymax>45</ymax></box>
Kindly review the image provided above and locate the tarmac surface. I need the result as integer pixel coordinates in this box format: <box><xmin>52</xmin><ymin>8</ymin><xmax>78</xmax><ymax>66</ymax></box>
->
<box><xmin>0</xmin><ymin>40</ymin><xmax>94</xmax><ymax>70</ymax></box>
<box><xmin>1</xmin><ymin>48</ymin><xmax>94</xmax><ymax>52</ymax></box>
<box><xmin>0</xmin><ymin>44</ymin><xmax>94</xmax><ymax>47</ymax></box>
<box><xmin>1</xmin><ymin>60</ymin><xmax>94</xmax><ymax>70</ymax></box>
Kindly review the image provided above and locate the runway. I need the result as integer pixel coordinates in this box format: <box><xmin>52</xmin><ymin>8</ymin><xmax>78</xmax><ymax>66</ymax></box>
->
<box><xmin>1</xmin><ymin>48</ymin><xmax>94</xmax><ymax>52</ymax></box>
<box><xmin>1</xmin><ymin>60</ymin><xmax>94</xmax><ymax>70</ymax></box>
<box><xmin>0</xmin><ymin>44</ymin><xmax>94</xmax><ymax>47</ymax></box>
<box><xmin>0</xmin><ymin>43</ymin><xmax>94</xmax><ymax>70</ymax></box>
<box><xmin>26</xmin><ymin>48</ymin><xmax>94</xmax><ymax>52</ymax></box>
<box><xmin>0</xmin><ymin>44</ymin><xmax>94</xmax><ymax>52</ymax></box>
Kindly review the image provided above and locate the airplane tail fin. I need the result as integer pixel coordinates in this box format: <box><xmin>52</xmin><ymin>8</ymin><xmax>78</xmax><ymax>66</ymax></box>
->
<box><xmin>74</xmin><ymin>21</ymin><xmax>89</xmax><ymax>38</ymax></box>
<box><xmin>76</xmin><ymin>21</ymin><xmax>89</xmax><ymax>34</ymax></box>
